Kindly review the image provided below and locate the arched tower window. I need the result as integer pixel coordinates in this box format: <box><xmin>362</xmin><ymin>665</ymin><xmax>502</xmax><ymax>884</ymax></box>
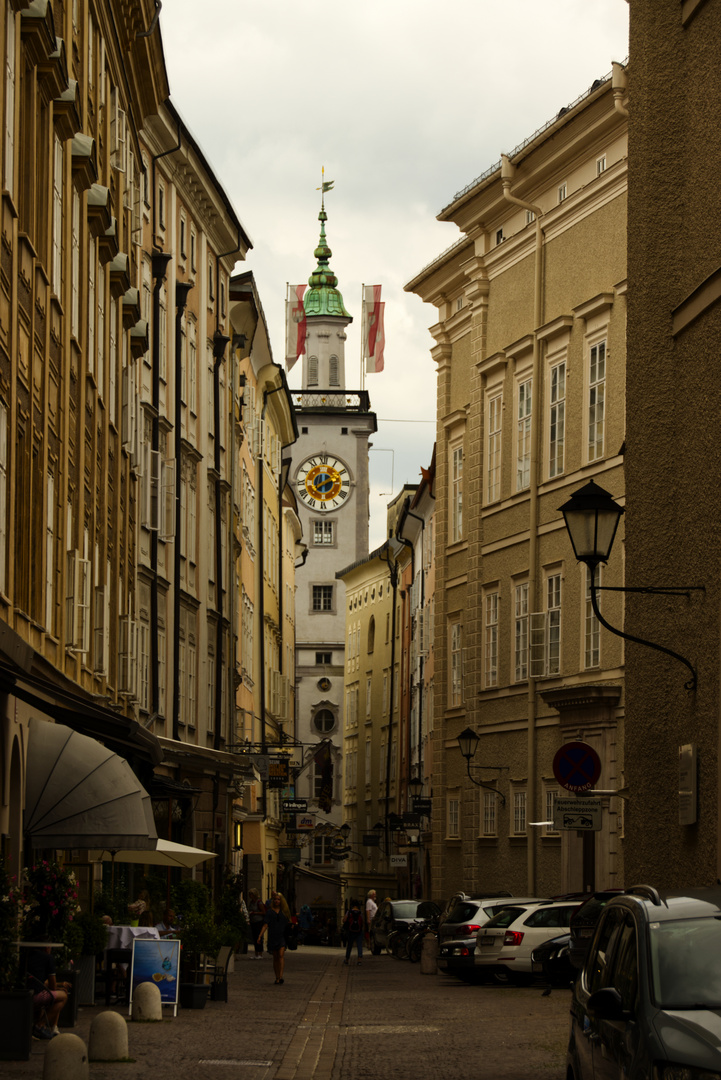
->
<box><xmin>329</xmin><ymin>356</ymin><xmax>339</xmax><ymax>386</ymax></box>
<box><xmin>308</xmin><ymin>356</ymin><xmax>319</xmax><ymax>385</ymax></box>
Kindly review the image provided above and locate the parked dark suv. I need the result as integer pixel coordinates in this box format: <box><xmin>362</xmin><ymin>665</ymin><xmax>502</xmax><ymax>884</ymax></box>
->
<box><xmin>568</xmin><ymin>889</ymin><xmax>623</xmax><ymax>969</ymax></box>
<box><xmin>568</xmin><ymin>885</ymin><xmax>721</xmax><ymax>1080</ymax></box>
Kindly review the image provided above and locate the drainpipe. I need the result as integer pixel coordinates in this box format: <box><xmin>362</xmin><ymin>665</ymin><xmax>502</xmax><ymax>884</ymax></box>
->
<box><xmin>172</xmin><ymin>282</ymin><xmax>193</xmax><ymax>742</ymax></box>
<box><xmin>612</xmin><ymin>62</ymin><xmax>629</xmax><ymax>118</ymax></box>
<box><xmin>501</xmin><ymin>154</ymin><xmax>544</xmax><ymax>895</ymax></box>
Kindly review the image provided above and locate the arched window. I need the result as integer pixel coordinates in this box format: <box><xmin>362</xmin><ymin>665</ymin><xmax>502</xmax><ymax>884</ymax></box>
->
<box><xmin>308</xmin><ymin>357</ymin><xmax>318</xmax><ymax>385</ymax></box>
<box><xmin>329</xmin><ymin>356</ymin><xmax>339</xmax><ymax>385</ymax></box>
<box><xmin>367</xmin><ymin>615</ymin><xmax>375</xmax><ymax>654</ymax></box>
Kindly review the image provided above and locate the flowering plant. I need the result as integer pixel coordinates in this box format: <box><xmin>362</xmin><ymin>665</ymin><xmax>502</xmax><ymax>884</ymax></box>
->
<box><xmin>20</xmin><ymin>860</ymin><xmax>81</xmax><ymax>944</ymax></box>
<box><xmin>127</xmin><ymin>898</ymin><xmax>147</xmax><ymax>919</ymax></box>
<box><xmin>0</xmin><ymin>857</ymin><xmax>20</xmax><ymax>988</ymax></box>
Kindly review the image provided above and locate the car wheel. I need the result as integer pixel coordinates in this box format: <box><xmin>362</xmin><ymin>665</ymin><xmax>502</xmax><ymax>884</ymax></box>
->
<box><xmin>492</xmin><ymin>970</ymin><xmax>512</xmax><ymax>985</ymax></box>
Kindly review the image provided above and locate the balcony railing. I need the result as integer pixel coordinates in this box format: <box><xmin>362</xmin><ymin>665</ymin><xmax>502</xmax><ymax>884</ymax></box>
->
<box><xmin>291</xmin><ymin>390</ymin><xmax>372</xmax><ymax>413</ymax></box>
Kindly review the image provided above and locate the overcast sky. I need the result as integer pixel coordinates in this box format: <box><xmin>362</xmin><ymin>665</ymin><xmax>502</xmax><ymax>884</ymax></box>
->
<box><xmin>159</xmin><ymin>1</ymin><xmax>629</xmax><ymax>550</ymax></box>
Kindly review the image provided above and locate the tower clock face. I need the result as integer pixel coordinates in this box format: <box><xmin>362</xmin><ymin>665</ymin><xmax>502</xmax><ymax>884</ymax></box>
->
<box><xmin>296</xmin><ymin>454</ymin><xmax>350</xmax><ymax>512</ymax></box>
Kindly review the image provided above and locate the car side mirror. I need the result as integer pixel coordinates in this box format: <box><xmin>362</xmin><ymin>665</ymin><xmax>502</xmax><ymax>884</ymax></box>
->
<box><xmin>587</xmin><ymin>987</ymin><xmax>631</xmax><ymax>1022</ymax></box>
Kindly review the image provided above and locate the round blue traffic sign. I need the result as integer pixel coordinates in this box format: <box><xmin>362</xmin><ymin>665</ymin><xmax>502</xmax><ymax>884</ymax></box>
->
<box><xmin>552</xmin><ymin>741</ymin><xmax>602</xmax><ymax>793</ymax></box>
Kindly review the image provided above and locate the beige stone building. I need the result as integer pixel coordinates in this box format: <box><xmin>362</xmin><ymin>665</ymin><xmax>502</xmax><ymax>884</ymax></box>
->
<box><xmin>229</xmin><ymin>270</ymin><xmax>300</xmax><ymax>899</ymax></box>
<box><xmin>0</xmin><ymin>0</ymin><xmax>170</xmax><ymax>884</ymax></box>
<box><xmin>0</xmin><ymin>2</ymin><xmax>289</xmax><ymax>907</ymax></box>
<box><xmin>625</xmin><ymin>0</ymin><xmax>721</xmax><ymax>886</ymax></box>
<box><xmin>336</xmin><ymin>537</ymin><xmax>407</xmax><ymax>901</ymax></box>
<box><xmin>406</xmin><ymin>69</ymin><xmax>629</xmax><ymax>899</ymax></box>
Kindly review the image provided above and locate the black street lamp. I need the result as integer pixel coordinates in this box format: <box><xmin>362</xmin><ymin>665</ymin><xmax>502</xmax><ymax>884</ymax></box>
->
<box><xmin>559</xmin><ymin>481</ymin><xmax>703</xmax><ymax>691</ymax></box>
<box><xmin>456</xmin><ymin>727</ymin><xmax>506</xmax><ymax>806</ymax></box>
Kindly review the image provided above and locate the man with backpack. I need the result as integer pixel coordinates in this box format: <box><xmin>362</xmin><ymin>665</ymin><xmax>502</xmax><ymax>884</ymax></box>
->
<box><xmin>342</xmin><ymin>899</ymin><xmax>365</xmax><ymax>965</ymax></box>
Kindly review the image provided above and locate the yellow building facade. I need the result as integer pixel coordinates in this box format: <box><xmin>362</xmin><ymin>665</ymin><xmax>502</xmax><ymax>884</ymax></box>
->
<box><xmin>406</xmin><ymin>71</ymin><xmax>629</xmax><ymax>899</ymax></box>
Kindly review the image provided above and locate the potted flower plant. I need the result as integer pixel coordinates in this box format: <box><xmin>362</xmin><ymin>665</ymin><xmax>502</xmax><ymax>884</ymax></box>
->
<box><xmin>0</xmin><ymin>857</ymin><xmax>32</xmax><ymax>1062</ymax></box>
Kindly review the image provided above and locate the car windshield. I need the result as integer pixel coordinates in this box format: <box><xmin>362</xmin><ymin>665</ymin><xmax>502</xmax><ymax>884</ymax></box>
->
<box><xmin>392</xmin><ymin>902</ymin><xmax>418</xmax><ymax>920</ymax></box>
<box><xmin>649</xmin><ymin>917</ymin><xmax>721</xmax><ymax>1008</ymax></box>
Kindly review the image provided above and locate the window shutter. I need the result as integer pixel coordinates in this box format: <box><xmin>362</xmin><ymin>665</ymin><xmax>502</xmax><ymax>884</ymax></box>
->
<box><xmin>65</xmin><ymin>550</ymin><xmax>79</xmax><ymax>648</ymax></box>
<box><xmin>118</xmin><ymin>616</ymin><xmax>137</xmax><ymax>695</ymax></box>
<box><xmin>160</xmin><ymin>459</ymin><xmax>176</xmax><ymax>540</ymax></box>
<box><xmin>93</xmin><ymin>585</ymin><xmax>106</xmax><ymax>674</ymax></box>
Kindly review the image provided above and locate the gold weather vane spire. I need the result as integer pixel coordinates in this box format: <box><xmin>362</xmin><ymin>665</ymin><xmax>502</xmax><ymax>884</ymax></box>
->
<box><xmin>317</xmin><ymin>166</ymin><xmax>335</xmax><ymax>209</ymax></box>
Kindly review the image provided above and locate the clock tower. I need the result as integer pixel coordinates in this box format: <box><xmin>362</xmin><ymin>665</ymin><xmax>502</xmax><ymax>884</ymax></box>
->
<box><xmin>291</xmin><ymin>195</ymin><xmax>377</xmax><ymax>857</ymax></box>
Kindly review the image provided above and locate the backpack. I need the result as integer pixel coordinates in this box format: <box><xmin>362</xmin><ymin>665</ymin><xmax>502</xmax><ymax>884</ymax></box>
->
<box><xmin>347</xmin><ymin>908</ymin><xmax>363</xmax><ymax>934</ymax></box>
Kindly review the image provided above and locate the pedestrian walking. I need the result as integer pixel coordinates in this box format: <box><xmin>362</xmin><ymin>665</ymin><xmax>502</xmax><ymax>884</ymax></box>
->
<box><xmin>257</xmin><ymin>894</ymin><xmax>290</xmax><ymax>984</ymax></box>
<box><xmin>365</xmin><ymin>889</ymin><xmax>378</xmax><ymax>947</ymax></box>
<box><xmin>342</xmin><ymin>898</ymin><xmax>364</xmax><ymax>965</ymax></box>
<box><xmin>247</xmin><ymin>889</ymin><xmax>266</xmax><ymax>958</ymax></box>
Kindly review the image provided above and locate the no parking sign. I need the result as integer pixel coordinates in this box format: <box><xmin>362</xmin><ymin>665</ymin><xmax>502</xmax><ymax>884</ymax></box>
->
<box><xmin>552</xmin><ymin>741</ymin><xmax>602</xmax><ymax>793</ymax></box>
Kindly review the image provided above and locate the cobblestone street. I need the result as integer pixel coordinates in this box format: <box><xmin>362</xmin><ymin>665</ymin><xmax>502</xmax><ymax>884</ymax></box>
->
<box><xmin>4</xmin><ymin>947</ymin><xmax>570</xmax><ymax>1080</ymax></box>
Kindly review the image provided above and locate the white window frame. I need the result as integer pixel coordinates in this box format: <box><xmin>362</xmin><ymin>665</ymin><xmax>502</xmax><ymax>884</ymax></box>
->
<box><xmin>484</xmin><ymin>590</ymin><xmax>499</xmax><ymax>688</ymax></box>
<box><xmin>451</xmin><ymin>443</ymin><xmax>463</xmax><ymax>542</ymax></box>
<box><xmin>516</xmin><ymin>377</ymin><xmax>532</xmax><ymax>490</ymax></box>
<box><xmin>530</xmin><ymin>572</ymin><xmax>562</xmax><ymax>678</ymax></box>
<box><xmin>52</xmin><ymin>135</ymin><xmax>63</xmax><ymax>296</ymax></box>
<box><xmin>543</xmin><ymin>785</ymin><xmax>561</xmax><ymax>837</ymax></box>
<box><xmin>512</xmin><ymin>789</ymin><xmax>527</xmax><ymax>836</ymax></box>
<box><xmin>588</xmin><ymin>338</ymin><xmax>606</xmax><ymax>462</ymax></box>
<box><xmin>4</xmin><ymin>6</ymin><xmax>15</xmax><ymax>197</ymax></box>
<box><xmin>447</xmin><ymin>795</ymin><xmax>460</xmax><ymax>839</ymax></box>
<box><xmin>482</xmin><ymin>791</ymin><xmax>497</xmax><ymax>837</ymax></box>
<box><xmin>584</xmin><ymin>565</ymin><xmax>601</xmax><ymax>669</ymax></box>
<box><xmin>450</xmin><ymin>619</ymin><xmax>463</xmax><ymax>706</ymax></box>
<box><xmin>514</xmin><ymin>582</ymin><xmax>529</xmax><ymax>683</ymax></box>
<box><xmin>557</xmin><ymin>182</ymin><xmax>567</xmax><ymax>203</ymax></box>
<box><xmin>549</xmin><ymin>361</ymin><xmax>566</xmax><ymax>478</ymax></box>
<box><xmin>487</xmin><ymin>393</ymin><xmax>502</xmax><ymax>503</ymax></box>
<box><xmin>313</xmin><ymin>519</ymin><xmax>334</xmax><ymax>546</ymax></box>
<box><xmin>596</xmin><ymin>154</ymin><xmax>607</xmax><ymax>176</ymax></box>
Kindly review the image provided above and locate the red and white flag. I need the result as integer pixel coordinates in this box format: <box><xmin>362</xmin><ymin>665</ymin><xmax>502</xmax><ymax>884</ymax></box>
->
<box><xmin>285</xmin><ymin>284</ymin><xmax>307</xmax><ymax>370</ymax></box>
<box><xmin>363</xmin><ymin>284</ymin><xmax>385</xmax><ymax>373</ymax></box>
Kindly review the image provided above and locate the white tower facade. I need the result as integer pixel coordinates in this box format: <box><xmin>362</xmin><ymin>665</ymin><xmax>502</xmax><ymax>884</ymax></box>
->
<box><xmin>291</xmin><ymin>199</ymin><xmax>376</xmax><ymax>882</ymax></box>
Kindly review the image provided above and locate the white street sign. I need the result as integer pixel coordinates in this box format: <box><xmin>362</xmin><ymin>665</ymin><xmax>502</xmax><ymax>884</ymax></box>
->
<box><xmin>390</xmin><ymin>854</ymin><xmax>407</xmax><ymax>867</ymax></box>
<box><xmin>553</xmin><ymin>797</ymin><xmax>603</xmax><ymax>832</ymax></box>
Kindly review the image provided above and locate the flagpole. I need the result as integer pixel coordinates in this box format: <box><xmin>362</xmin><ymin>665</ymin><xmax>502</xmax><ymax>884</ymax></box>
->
<box><xmin>360</xmin><ymin>283</ymin><xmax>365</xmax><ymax>392</ymax></box>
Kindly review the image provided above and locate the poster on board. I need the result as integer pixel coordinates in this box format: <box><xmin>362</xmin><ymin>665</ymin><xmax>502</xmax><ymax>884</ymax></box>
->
<box><xmin>129</xmin><ymin>938</ymin><xmax>180</xmax><ymax>1014</ymax></box>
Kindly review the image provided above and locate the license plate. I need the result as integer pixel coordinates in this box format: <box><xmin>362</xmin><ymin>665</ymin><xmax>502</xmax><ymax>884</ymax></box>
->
<box><xmin>480</xmin><ymin>937</ymin><xmax>495</xmax><ymax>947</ymax></box>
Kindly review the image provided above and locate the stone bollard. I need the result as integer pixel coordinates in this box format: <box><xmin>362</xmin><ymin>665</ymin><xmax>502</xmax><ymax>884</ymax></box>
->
<box><xmin>43</xmin><ymin>1033</ymin><xmax>89</xmax><ymax>1080</ymax></box>
<box><xmin>131</xmin><ymin>980</ymin><xmax>163</xmax><ymax>1022</ymax></box>
<box><xmin>88</xmin><ymin>1010</ymin><xmax>129</xmax><ymax>1062</ymax></box>
<box><xmin>420</xmin><ymin>933</ymin><xmax>438</xmax><ymax>975</ymax></box>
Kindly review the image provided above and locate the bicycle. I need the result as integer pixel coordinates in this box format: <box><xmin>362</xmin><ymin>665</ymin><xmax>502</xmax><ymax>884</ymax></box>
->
<box><xmin>406</xmin><ymin>913</ymin><xmax>440</xmax><ymax>964</ymax></box>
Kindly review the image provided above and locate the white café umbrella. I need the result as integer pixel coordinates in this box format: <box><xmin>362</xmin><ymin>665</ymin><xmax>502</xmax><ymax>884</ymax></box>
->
<box><xmin>89</xmin><ymin>838</ymin><xmax>217</xmax><ymax>869</ymax></box>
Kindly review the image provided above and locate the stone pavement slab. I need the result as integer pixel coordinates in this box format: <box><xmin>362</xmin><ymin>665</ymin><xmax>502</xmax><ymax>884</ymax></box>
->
<box><xmin>1</xmin><ymin>947</ymin><xmax>570</xmax><ymax>1080</ymax></box>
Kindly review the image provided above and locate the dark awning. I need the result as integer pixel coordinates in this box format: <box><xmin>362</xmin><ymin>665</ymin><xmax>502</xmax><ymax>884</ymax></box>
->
<box><xmin>25</xmin><ymin>718</ymin><xmax>157</xmax><ymax>850</ymax></box>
